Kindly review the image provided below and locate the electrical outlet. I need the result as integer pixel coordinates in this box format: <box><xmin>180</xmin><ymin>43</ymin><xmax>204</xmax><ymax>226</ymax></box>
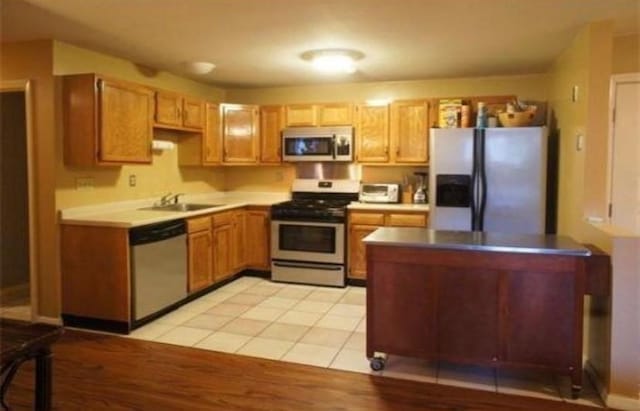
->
<box><xmin>129</xmin><ymin>174</ymin><xmax>137</xmax><ymax>187</ymax></box>
<box><xmin>76</xmin><ymin>177</ymin><xmax>94</xmax><ymax>191</ymax></box>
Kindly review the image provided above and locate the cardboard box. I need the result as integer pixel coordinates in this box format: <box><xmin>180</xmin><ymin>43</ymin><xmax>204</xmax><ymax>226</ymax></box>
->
<box><xmin>438</xmin><ymin>99</ymin><xmax>462</xmax><ymax>128</ymax></box>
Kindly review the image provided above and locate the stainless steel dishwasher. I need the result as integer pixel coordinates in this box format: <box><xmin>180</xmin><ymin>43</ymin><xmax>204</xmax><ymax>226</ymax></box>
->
<box><xmin>129</xmin><ymin>219</ymin><xmax>188</xmax><ymax>322</ymax></box>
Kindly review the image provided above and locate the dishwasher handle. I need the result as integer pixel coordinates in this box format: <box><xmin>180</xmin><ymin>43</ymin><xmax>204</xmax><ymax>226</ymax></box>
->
<box><xmin>129</xmin><ymin>219</ymin><xmax>187</xmax><ymax>246</ymax></box>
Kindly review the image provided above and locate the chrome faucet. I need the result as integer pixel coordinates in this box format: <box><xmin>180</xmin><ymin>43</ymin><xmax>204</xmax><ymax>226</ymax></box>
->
<box><xmin>158</xmin><ymin>192</ymin><xmax>184</xmax><ymax>206</ymax></box>
<box><xmin>169</xmin><ymin>193</ymin><xmax>184</xmax><ymax>204</ymax></box>
<box><xmin>158</xmin><ymin>192</ymin><xmax>173</xmax><ymax>206</ymax></box>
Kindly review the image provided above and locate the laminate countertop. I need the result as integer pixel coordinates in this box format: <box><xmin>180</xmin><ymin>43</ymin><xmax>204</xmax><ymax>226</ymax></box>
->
<box><xmin>363</xmin><ymin>227</ymin><xmax>591</xmax><ymax>256</ymax></box>
<box><xmin>58</xmin><ymin>192</ymin><xmax>289</xmax><ymax>228</ymax></box>
<box><xmin>347</xmin><ymin>202</ymin><xmax>430</xmax><ymax>212</ymax></box>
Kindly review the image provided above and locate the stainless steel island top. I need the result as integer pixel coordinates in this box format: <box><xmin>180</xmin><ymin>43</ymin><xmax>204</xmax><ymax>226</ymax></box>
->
<box><xmin>363</xmin><ymin>227</ymin><xmax>591</xmax><ymax>256</ymax></box>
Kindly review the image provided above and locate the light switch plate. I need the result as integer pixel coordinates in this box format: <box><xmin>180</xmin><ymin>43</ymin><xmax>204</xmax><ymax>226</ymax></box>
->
<box><xmin>572</xmin><ymin>85</ymin><xmax>579</xmax><ymax>103</ymax></box>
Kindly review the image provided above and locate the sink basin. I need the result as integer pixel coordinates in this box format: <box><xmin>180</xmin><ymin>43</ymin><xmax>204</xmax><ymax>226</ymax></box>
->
<box><xmin>139</xmin><ymin>203</ymin><xmax>223</xmax><ymax>212</ymax></box>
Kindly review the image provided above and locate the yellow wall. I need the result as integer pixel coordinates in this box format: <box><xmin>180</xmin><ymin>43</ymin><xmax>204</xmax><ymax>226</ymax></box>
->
<box><xmin>225</xmin><ymin>74</ymin><xmax>549</xmax><ymax>104</ymax></box>
<box><xmin>0</xmin><ymin>40</ymin><xmax>58</xmax><ymax>317</ymax></box>
<box><xmin>53</xmin><ymin>42</ymin><xmax>227</xmax><ymax>209</ymax></box>
<box><xmin>612</xmin><ymin>34</ymin><xmax>640</xmax><ymax>74</ymax></box>
<box><xmin>549</xmin><ymin>22</ymin><xmax>640</xmax><ymax>403</ymax></box>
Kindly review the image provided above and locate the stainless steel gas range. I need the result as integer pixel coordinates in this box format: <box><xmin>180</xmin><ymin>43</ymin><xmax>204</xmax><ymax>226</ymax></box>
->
<box><xmin>270</xmin><ymin>179</ymin><xmax>359</xmax><ymax>287</ymax></box>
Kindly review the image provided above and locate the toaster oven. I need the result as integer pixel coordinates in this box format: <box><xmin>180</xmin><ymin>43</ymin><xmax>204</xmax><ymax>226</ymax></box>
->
<box><xmin>358</xmin><ymin>183</ymin><xmax>401</xmax><ymax>203</ymax></box>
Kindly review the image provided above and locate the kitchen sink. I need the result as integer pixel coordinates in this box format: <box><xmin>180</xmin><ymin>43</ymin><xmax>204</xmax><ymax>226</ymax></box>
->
<box><xmin>138</xmin><ymin>203</ymin><xmax>223</xmax><ymax>212</ymax></box>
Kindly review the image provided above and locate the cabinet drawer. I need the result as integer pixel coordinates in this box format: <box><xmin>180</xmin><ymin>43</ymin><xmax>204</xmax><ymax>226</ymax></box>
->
<box><xmin>386</xmin><ymin>213</ymin><xmax>427</xmax><ymax>227</ymax></box>
<box><xmin>213</xmin><ymin>211</ymin><xmax>233</xmax><ymax>226</ymax></box>
<box><xmin>187</xmin><ymin>216</ymin><xmax>211</xmax><ymax>233</ymax></box>
<box><xmin>349</xmin><ymin>212</ymin><xmax>385</xmax><ymax>225</ymax></box>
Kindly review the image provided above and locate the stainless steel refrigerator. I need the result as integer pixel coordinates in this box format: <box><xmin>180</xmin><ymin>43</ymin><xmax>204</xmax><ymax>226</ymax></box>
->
<box><xmin>429</xmin><ymin>127</ymin><xmax>548</xmax><ymax>234</ymax></box>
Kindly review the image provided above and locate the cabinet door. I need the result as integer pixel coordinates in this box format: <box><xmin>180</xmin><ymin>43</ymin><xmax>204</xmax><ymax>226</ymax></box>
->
<box><xmin>355</xmin><ymin>104</ymin><xmax>390</xmax><ymax>162</ymax></box>
<box><xmin>182</xmin><ymin>97</ymin><xmax>204</xmax><ymax>129</ymax></box>
<box><xmin>222</xmin><ymin>104</ymin><xmax>259</xmax><ymax>163</ymax></box>
<box><xmin>318</xmin><ymin>103</ymin><xmax>353</xmax><ymax>126</ymax></box>
<box><xmin>99</xmin><ymin>79</ymin><xmax>153</xmax><ymax>163</ymax></box>
<box><xmin>367</xmin><ymin>245</ymin><xmax>438</xmax><ymax>358</ymax></box>
<box><xmin>155</xmin><ymin>92</ymin><xmax>182</xmax><ymax>127</ymax></box>
<box><xmin>213</xmin><ymin>224</ymin><xmax>232</xmax><ymax>281</ymax></box>
<box><xmin>231</xmin><ymin>211</ymin><xmax>246</xmax><ymax>272</ymax></box>
<box><xmin>259</xmin><ymin>105</ymin><xmax>284</xmax><ymax>163</ymax></box>
<box><xmin>188</xmin><ymin>230</ymin><xmax>213</xmax><ymax>293</ymax></box>
<box><xmin>348</xmin><ymin>224</ymin><xmax>381</xmax><ymax>279</ymax></box>
<box><xmin>504</xmin><ymin>268</ymin><xmax>578</xmax><ymax>368</ymax></box>
<box><xmin>245</xmin><ymin>209</ymin><xmax>270</xmax><ymax>269</ymax></box>
<box><xmin>437</xmin><ymin>267</ymin><xmax>499</xmax><ymax>363</ymax></box>
<box><xmin>203</xmin><ymin>102</ymin><xmax>222</xmax><ymax>164</ymax></box>
<box><xmin>285</xmin><ymin>104</ymin><xmax>316</xmax><ymax>126</ymax></box>
<box><xmin>391</xmin><ymin>100</ymin><xmax>429</xmax><ymax>163</ymax></box>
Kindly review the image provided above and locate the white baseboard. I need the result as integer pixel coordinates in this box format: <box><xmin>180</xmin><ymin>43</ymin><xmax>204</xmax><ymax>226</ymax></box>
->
<box><xmin>606</xmin><ymin>393</ymin><xmax>640</xmax><ymax>410</ymax></box>
<box><xmin>585</xmin><ymin>361</ymin><xmax>640</xmax><ymax>410</ymax></box>
<box><xmin>35</xmin><ymin>315</ymin><xmax>63</xmax><ymax>326</ymax></box>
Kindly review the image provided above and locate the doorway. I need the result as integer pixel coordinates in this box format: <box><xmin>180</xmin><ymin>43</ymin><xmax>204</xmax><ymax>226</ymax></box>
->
<box><xmin>0</xmin><ymin>81</ymin><xmax>35</xmax><ymax>321</ymax></box>
<box><xmin>608</xmin><ymin>74</ymin><xmax>640</xmax><ymax>234</ymax></box>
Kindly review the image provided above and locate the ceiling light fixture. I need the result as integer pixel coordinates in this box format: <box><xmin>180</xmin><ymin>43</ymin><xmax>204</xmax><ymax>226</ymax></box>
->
<box><xmin>301</xmin><ymin>49</ymin><xmax>364</xmax><ymax>75</ymax></box>
<box><xmin>183</xmin><ymin>61</ymin><xmax>216</xmax><ymax>75</ymax></box>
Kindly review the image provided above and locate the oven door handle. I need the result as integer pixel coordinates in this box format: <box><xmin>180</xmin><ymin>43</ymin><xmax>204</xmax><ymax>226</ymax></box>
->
<box><xmin>273</xmin><ymin>261</ymin><xmax>343</xmax><ymax>271</ymax></box>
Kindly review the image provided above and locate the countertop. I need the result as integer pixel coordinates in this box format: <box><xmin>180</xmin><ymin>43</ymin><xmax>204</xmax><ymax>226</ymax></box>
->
<box><xmin>347</xmin><ymin>202</ymin><xmax>430</xmax><ymax>212</ymax></box>
<box><xmin>59</xmin><ymin>192</ymin><xmax>289</xmax><ymax>228</ymax></box>
<box><xmin>363</xmin><ymin>227</ymin><xmax>591</xmax><ymax>256</ymax></box>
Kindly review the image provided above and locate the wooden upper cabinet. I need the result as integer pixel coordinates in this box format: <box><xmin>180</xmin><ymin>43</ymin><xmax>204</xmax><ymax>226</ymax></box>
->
<box><xmin>285</xmin><ymin>104</ymin><xmax>317</xmax><ymax>126</ymax></box>
<box><xmin>155</xmin><ymin>92</ymin><xmax>182</xmax><ymax>127</ymax></box>
<box><xmin>355</xmin><ymin>104</ymin><xmax>390</xmax><ymax>163</ymax></box>
<box><xmin>391</xmin><ymin>100</ymin><xmax>430</xmax><ymax>164</ymax></box>
<box><xmin>203</xmin><ymin>102</ymin><xmax>222</xmax><ymax>164</ymax></box>
<box><xmin>154</xmin><ymin>91</ymin><xmax>204</xmax><ymax>131</ymax></box>
<box><xmin>221</xmin><ymin>103</ymin><xmax>260</xmax><ymax>164</ymax></box>
<box><xmin>318</xmin><ymin>103</ymin><xmax>353</xmax><ymax>126</ymax></box>
<box><xmin>63</xmin><ymin>74</ymin><xmax>153</xmax><ymax>166</ymax></box>
<box><xmin>183</xmin><ymin>97</ymin><xmax>205</xmax><ymax>129</ymax></box>
<box><xmin>259</xmin><ymin>105</ymin><xmax>284</xmax><ymax>164</ymax></box>
<box><xmin>285</xmin><ymin>103</ymin><xmax>353</xmax><ymax>127</ymax></box>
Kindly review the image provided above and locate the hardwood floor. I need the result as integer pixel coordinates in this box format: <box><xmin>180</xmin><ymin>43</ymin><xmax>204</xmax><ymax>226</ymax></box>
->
<box><xmin>5</xmin><ymin>330</ymin><xmax>604</xmax><ymax>411</ymax></box>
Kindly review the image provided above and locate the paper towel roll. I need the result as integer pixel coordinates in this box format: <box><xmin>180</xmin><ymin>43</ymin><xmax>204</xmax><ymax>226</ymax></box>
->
<box><xmin>152</xmin><ymin>140</ymin><xmax>175</xmax><ymax>150</ymax></box>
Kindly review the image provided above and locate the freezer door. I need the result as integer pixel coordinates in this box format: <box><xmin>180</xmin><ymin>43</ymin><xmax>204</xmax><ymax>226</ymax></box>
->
<box><xmin>483</xmin><ymin>127</ymin><xmax>547</xmax><ymax>234</ymax></box>
<box><xmin>429</xmin><ymin>128</ymin><xmax>474</xmax><ymax>230</ymax></box>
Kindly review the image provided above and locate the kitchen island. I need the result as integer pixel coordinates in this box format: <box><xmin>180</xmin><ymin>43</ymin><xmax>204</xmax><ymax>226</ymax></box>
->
<box><xmin>363</xmin><ymin>227</ymin><xmax>607</xmax><ymax>399</ymax></box>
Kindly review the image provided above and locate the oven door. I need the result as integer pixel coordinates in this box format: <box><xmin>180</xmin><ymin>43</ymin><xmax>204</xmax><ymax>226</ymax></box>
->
<box><xmin>271</xmin><ymin>220</ymin><xmax>344</xmax><ymax>264</ymax></box>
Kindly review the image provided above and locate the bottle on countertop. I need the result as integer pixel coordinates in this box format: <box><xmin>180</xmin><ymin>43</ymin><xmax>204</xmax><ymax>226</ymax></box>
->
<box><xmin>476</xmin><ymin>101</ymin><xmax>488</xmax><ymax>128</ymax></box>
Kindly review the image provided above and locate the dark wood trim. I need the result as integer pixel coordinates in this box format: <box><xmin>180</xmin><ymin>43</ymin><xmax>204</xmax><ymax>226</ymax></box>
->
<box><xmin>347</xmin><ymin>278</ymin><xmax>366</xmax><ymax>287</ymax></box>
<box><xmin>61</xmin><ymin>315</ymin><xmax>130</xmax><ymax>334</ymax></box>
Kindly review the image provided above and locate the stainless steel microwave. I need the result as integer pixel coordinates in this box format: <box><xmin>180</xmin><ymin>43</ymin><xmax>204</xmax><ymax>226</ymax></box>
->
<box><xmin>282</xmin><ymin>126</ymin><xmax>353</xmax><ymax>162</ymax></box>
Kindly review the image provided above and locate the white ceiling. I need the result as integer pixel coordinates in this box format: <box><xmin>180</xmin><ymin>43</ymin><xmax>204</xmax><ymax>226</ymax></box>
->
<box><xmin>1</xmin><ymin>0</ymin><xmax>638</xmax><ymax>88</ymax></box>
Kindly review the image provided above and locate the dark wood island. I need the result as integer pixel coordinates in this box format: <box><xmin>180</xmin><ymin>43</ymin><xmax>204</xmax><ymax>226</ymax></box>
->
<box><xmin>363</xmin><ymin>228</ymin><xmax>605</xmax><ymax>399</ymax></box>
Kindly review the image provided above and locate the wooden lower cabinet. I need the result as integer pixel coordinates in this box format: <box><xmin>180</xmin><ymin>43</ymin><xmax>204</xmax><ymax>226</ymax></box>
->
<box><xmin>61</xmin><ymin>225</ymin><xmax>130</xmax><ymax>323</ymax></box>
<box><xmin>348</xmin><ymin>210</ymin><xmax>429</xmax><ymax>280</ymax></box>
<box><xmin>187</xmin><ymin>216</ymin><xmax>213</xmax><ymax>293</ymax></box>
<box><xmin>231</xmin><ymin>211</ymin><xmax>246</xmax><ymax>272</ymax></box>
<box><xmin>212</xmin><ymin>211</ymin><xmax>233</xmax><ymax>281</ymax></box>
<box><xmin>244</xmin><ymin>207</ymin><xmax>271</xmax><ymax>270</ymax></box>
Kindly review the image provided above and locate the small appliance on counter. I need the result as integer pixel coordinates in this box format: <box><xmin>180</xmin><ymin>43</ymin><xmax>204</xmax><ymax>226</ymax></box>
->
<box><xmin>358</xmin><ymin>183</ymin><xmax>401</xmax><ymax>203</ymax></box>
<box><xmin>413</xmin><ymin>172</ymin><xmax>428</xmax><ymax>204</ymax></box>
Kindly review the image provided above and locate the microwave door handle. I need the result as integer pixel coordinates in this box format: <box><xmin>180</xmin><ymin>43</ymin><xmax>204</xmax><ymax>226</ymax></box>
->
<box><xmin>332</xmin><ymin>134</ymin><xmax>336</xmax><ymax>159</ymax></box>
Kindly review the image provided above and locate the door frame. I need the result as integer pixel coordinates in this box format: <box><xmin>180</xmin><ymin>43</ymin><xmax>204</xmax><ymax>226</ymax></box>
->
<box><xmin>0</xmin><ymin>79</ymin><xmax>37</xmax><ymax>321</ymax></box>
<box><xmin>607</xmin><ymin>73</ymin><xmax>640</xmax><ymax>229</ymax></box>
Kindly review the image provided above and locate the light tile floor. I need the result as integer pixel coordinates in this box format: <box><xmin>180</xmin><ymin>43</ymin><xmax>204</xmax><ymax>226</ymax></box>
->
<box><xmin>127</xmin><ymin>277</ymin><xmax>604</xmax><ymax>408</ymax></box>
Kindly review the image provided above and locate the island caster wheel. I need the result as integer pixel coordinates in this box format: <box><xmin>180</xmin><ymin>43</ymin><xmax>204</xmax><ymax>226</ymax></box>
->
<box><xmin>370</xmin><ymin>357</ymin><xmax>386</xmax><ymax>371</ymax></box>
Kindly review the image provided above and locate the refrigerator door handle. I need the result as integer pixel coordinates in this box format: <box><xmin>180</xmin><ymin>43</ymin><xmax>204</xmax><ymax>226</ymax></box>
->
<box><xmin>471</xmin><ymin>130</ymin><xmax>481</xmax><ymax>231</ymax></box>
<box><xmin>477</xmin><ymin>129</ymin><xmax>487</xmax><ymax>231</ymax></box>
